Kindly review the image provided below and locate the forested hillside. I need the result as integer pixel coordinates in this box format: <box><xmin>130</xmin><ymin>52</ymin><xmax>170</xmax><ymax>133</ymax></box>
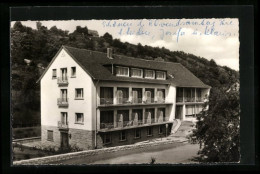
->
<box><xmin>11</xmin><ymin>21</ymin><xmax>239</xmax><ymax>127</ymax></box>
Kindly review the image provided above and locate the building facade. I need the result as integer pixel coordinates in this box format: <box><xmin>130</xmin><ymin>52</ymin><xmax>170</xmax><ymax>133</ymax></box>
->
<box><xmin>37</xmin><ymin>45</ymin><xmax>210</xmax><ymax>150</ymax></box>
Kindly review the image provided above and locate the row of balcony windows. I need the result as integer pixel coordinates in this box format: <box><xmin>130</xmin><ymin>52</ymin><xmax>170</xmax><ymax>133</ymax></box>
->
<box><xmin>57</xmin><ymin>96</ymin><xmax>205</xmax><ymax>107</ymax></box>
<box><xmin>176</xmin><ymin>97</ymin><xmax>204</xmax><ymax>103</ymax></box>
<box><xmin>100</xmin><ymin>117</ymin><xmax>169</xmax><ymax>130</ymax></box>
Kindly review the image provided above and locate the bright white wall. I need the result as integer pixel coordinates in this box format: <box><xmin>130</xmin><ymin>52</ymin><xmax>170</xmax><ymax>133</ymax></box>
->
<box><xmin>41</xmin><ymin>48</ymin><xmax>95</xmax><ymax>131</ymax></box>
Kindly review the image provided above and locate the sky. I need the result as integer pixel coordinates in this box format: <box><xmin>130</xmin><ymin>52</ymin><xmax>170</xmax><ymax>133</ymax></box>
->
<box><xmin>11</xmin><ymin>19</ymin><xmax>239</xmax><ymax>71</ymax></box>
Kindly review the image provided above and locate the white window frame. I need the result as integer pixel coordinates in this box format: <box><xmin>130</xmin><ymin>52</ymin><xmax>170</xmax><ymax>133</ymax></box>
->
<box><xmin>103</xmin><ymin>133</ymin><xmax>112</xmax><ymax>144</ymax></box>
<box><xmin>75</xmin><ymin>88</ymin><xmax>84</xmax><ymax>99</ymax></box>
<box><xmin>115</xmin><ymin>66</ymin><xmax>129</xmax><ymax>77</ymax></box>
<box><xmin>75</xmin><ymin>113</ymin><xmax>84</xmax><ymax>124</ymax></box>
<box><xmin>120</xmin><ymin>130</ymin><xmax>127</xmax><ymax>141</ymax></box>
<box><xmin>134</xmin><ymin>129</ymin><xmax>141</xmax><ymax>139</ymax></box>
<box><xmin>156</xmin><ymin>71</ymin><xmax>166</xmax><ymax>80</ymax></box>
<box><xmin>71</xmin><ymin>67</ymin><xmax>76</xmax><ymax>77</ymax></box>
<box><xmin>52</xmin><ymin>69</ymin><xmax>57</xmax><ymax>79</ymax></box>
<box><xmin>144</xmin><ymin>69</ymin><xmax>155</xmax><ymax>79</ymax></box>
<box><xmin>131</xmin><ymin>68</ymin><xmax>143</xmax><ymax>78</ymax></box>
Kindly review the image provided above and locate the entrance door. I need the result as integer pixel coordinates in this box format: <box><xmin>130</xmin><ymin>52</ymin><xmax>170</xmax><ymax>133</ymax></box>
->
<box><xmin>60</xmin><ymin>132</ymin><xmax>69</xmax><ymax>149</ymax></box>
<box><xmin>175</xmin><ymin>106</ymin><xmax>183</xmax><ymax>120</ymax></box>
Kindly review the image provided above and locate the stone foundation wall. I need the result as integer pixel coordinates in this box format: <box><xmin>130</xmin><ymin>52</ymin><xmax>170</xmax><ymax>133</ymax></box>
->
<box><xmin>69</xmin><ymin>128</ymin><xmax>94</xmax><ymax>150</ymax></box>
<box><xmin>41</xmin><ymin>125</ymin><xmax>95</xmax><ymax>150</ymax></box>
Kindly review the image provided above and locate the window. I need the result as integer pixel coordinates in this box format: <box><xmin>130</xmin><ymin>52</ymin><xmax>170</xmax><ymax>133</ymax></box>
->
<box><xmin>132</xmin><ymin>88</ymin><xmax>142</xmax><ymax>103</ymax></box>
<box><xmin>145</xmin><ymin>89</ymin><xmax>154</xmax><ymax>103</ymax></box>
<box><xmin>103</xmin><ymin>133</ymin><xmax>111</xmax><ymax>144</ymax></box>
<box><xmin>144</xmin><ymin>70</ymin><xmax>155</xmax><ymax>79</ymax></box>
<box><xmin>131</xmin><ymin>68</ymin><xmax>143</xmax><ymax>78</ymax></box>
<box><xmin>60</xmin><ymin>68</ymin><xmax>68</xmax><ymax>80</ymax></box>
<box><xmin>75</xmin><ymin>88</ymin><xmax>84</xmax><ymax>99</ymax></box>
<box><xmin>100</xmin><ymin>87</ymin><xmax>113</xmax><ymax>104</ymax></box>
<box><xmin>115</xmin><ymin>66</ymin><xmax>129</xmax><ymax>77</ymax></box>
<box><xmin>47</xmin><ymin>130</ymin><xmax>53</xmax><ymax>141</ymax></box>
<box><xmin>71</xmin><ymin>67</ymin><xmax>76</xmax><ymax>77</ymax></box>
<box><xmin>52</xmin><ymin>69</ymin><xmax>57</xmax><ymax>79</ymax></box>
<box><xmin>156</xmin><ymin>71</ymin><xmax>166</xmax><ymax>80</ymax></box>
<box><xmin>134</xmin><ymin>129</ymin><xmax>141</xmax><ymax>139</ymax></box>
<box><xmin>61</xmin><ymin>112</ymin><xmax>68</xmax><ymax>124</ymax></box>
<box><xmin>117</xmin><ymin>88</ymin><xmax>129</xmax><ymax>104</ymax></box>
<box><xmin>75</xmin><ymin>113</ymin><xmax>84</xmax><ymax>124</ymax></box>
<box><xmin>119</xmin><ymin>130</ymin><xmax>127</xmax><ymax>141</ymax></box>
<box><xmin>147</xmin><ymin>127</ymin><xmax>153</xmax><ymax>136</ymax></box>
<box><xmin>157</xmin><ymin>89</ymin><xmax>165</xmax><ymax>103</ymax></box>
<box><xmin>159</xmin><ymin>125</ymin><xmax>163</xmax><ymax>134</ymax></box>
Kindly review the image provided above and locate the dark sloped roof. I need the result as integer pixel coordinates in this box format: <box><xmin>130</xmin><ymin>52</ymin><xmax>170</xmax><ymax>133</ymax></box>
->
<box><xmin>50</xmin><ymin>45</ymin><xmax>210</xmax><ymax>88</ymax></box>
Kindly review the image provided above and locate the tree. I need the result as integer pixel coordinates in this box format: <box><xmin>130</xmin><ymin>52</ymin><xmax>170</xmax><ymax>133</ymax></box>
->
<box><xmin>102</xmin><ymin>32</ymin><xmax>113</xmax><ymax>44</ymax></box>
<box><xmin>189</xmin><ymin>87</ymin><xmax>240</xmax><ymax>162</ymax></box>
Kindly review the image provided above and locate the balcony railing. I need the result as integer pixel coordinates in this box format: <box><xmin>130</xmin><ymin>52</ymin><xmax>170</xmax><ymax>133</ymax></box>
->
<box><xmin>57</xmin><ymin>77</ymin><xmax>68</xmax><ymax>85</ymax></box>
<box><xmin>57</xmin><ymin>98</ymin><xmax>69</xmax><ymax>107</ymax></box>
<box><xmin>100</xmin><ymin>122</ymin><xmax>114</xmax><ymax>129</ymax></box>
<box><xmin>177</xmin><ymin>97</ymin><xmax>204</xmax><ymax>103</ymax></box>
<box><xmin>99</xmin><ymin>117</ymin><xmax>170</xmax><ymax>130</ymax></box>
<box><xmin>117</xmin><ymin>98</ymin><xmax>131</xmax><ymax>104</ymax></box>
<box><xmin>100</xmin><ymin>98</ymin><xmax>113</xmax><ymax>105</ymax></box>
<box><xmin>185</xmin><ymin>97</ymin><xmax>195</xmax><ymax>102</ymax></box>
<box><xmin>176</xmin><ymin>97</ymin><xmax>183</xmax><ymax>102</ymax></box>
<box><xmin>58</xmin><ymin>121</ymin><xmax>69</xmax><ymax>129</ymax></box>
<box><xmin>99</xmin><ymin>96</ymin><xmax>169</xmax><ymax>106</ymax></box>
<box><xmin>196</xmin><ymin>97</ymin><xmax>203</xmax><ymax>102</ymax></box>
<box><xmin>132</xmin><ymin>98</ymin><xmax>143</xmax><ymax>104</ymax></box>
<box><xmin>156</xmin><ymin>99</ymin><xmax>165</xmax><ymax>103</ymax></box>
<box><xmin>143</xmin><ymin>98</ymin><xmax>155</xmax><ymax>104</ymax></box>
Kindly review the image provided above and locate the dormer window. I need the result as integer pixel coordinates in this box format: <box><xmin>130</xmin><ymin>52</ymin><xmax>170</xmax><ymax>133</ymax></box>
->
<box><xmin>131</xmin><ymin>68</ymin><xmax>143</xmax><ymax>78</ymax></box>
<box><xmin>144</xmin><ymin>70</ymin><xmax>155</xmax><ymax>79</ymax></box>
<box><xmin>115</xmin><ymin>66</ymin><xmax>129</xmax><ymax>77</ymax></box>
<box><xmin>156</xmin><ymin>71</ymin><xmax>166</xmax><ymax>80</ymax></box>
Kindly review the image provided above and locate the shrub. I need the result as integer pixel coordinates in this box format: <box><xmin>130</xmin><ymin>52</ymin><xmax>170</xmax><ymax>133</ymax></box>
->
<box><xmin>24</xmin><ymin>154</ymin><xmax>31</xmax><ymax>159</ymax></box>
<box><xmin>150</xmin><ymin>157</ymin><xmax>156</xmax><ymax>164</ymax></box>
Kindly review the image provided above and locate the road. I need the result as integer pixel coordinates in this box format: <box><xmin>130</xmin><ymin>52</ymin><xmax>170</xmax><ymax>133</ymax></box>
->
<box><xmin>90</xmin><ymin>143</ymin><xmax>199</xmax><ymax>164</ymax></box>
<box><xmin>52</xmin><ymin>142</ymin><xmax>199</xmax><ymax>165</ymax></box>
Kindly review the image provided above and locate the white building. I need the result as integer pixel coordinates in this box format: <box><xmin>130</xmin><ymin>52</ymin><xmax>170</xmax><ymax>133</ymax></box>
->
<box><xmin>37</xmin><ymin>45</ymin><xmax>210</xmax><ymax>150</ymax></box>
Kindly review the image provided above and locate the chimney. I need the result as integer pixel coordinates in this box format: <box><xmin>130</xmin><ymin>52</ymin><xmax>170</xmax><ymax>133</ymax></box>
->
<box><xmin>107</xmin><ymin>48</ymin><xmax>113</xmax><ymax>59</ymax></box>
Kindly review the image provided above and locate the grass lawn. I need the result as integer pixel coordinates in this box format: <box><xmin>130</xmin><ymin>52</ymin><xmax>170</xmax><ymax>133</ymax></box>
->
<box><xmin>12</xmin><ymin>146</ymin><xmax>55</xmax><ymax>161</ymax></box>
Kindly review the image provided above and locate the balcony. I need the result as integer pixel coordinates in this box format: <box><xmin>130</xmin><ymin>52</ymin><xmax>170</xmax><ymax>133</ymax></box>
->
<box><xmin>57</xmin><ymin>98</ymin><xmax>69</xmax><ymax>107</ymax></box>
<box><xmin>196</xmin><ymin>97</ymin><xmax>204</xmax><ymax>102</ymax></box>
<box><xmin>100</xmin><ymin>122</ymin><xmax>114</xmax><ymax>129</ymax></box>
<box><xmin>185</xmin><ymin>97</ymin><xmax>195</xmax><ymax>102</ymax></box>
<box><xmin>99</xmin><ymin>117</ymin><xmax>171</xmax><ymax>132</ymax></box>
<box><xmin>100</xmin><ymin>98</ymin><xmax>113</xmax><ymax>105</ymax></box>
<box><xmin>58</xmin><ymin>121</ymin><xmax>69</xmax><ymax>130</ymax></box>
<box><xmin>117</xmin><ymin>98</ymin><xmax>132</xmax><ymax>104</ymax></box>
<box><xmin>176</xmin><ymin>97</ymin><xmax>205</xmax><ymax>104</ymax></box>
<box><xmin>57</xmin><ymin>77</ymin><xmax>68</xmax><ymax>86</ymax></box>
<box><xmin>132</xmin><ymin>98</ymin><xmax>143</xmax><ymax>104</ymax></box>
